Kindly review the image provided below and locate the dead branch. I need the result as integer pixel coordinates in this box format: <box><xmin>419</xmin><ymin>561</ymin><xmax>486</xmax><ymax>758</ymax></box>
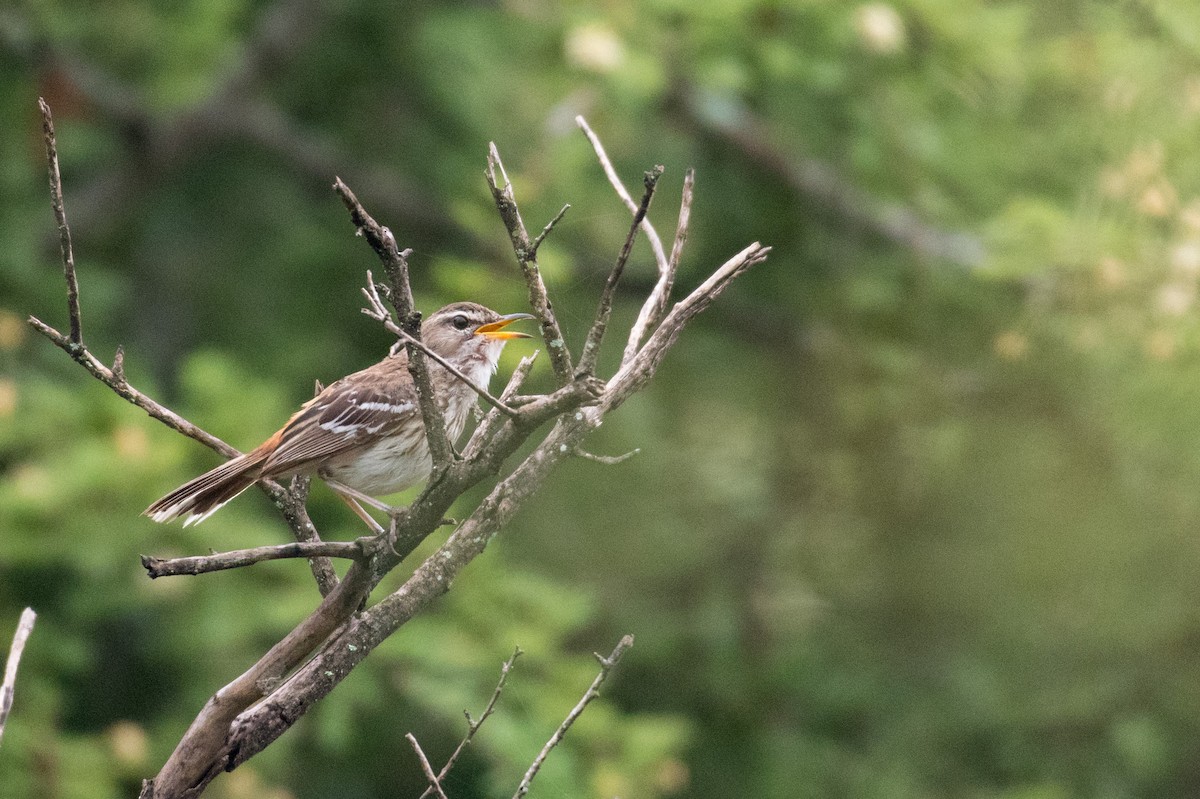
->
<box><xmin>141</xmin><ymin>539</ymin><xmax>373</xmax><ymax>579</ymax></box>
<box><xmin>38</xmin><ymin>99</ymin><xmax>81</xmax><ymax>346</ymax></box>
<box><xmin>513</xmin><ymin>635</ymin><xmax>634</xmax><ymax>799</ymax></box>
<box><xmin>486</xmin><ymin>144</ymin><xmax>575</xmax><ymax>386</ymax></box>
<box><xmin>0</xmin><ymin>608</ymin><xmax>37</xmax><ymax>748</ymax></box>
<box><xmin>576</xmin><ymin>117</ymin><xmax>670</xmax><ymax>273</ymax></box>
<box><xmin>577</xmin><ymin>166</ymin><xmax>663</xmax><ymax>377</ymax></box>
<box><xmin>417</xmin><ymin>647</ymin><xmax>523</xmax><ymax>799</ymax></box>
<box><xmin>406</xmin><ymin>734</ymin><xmax>450</xmax><ymax>799</ymax></box>
<box><xmin>31</xmin><ymin>103</ymin><xmax>766</xmax><ymax>796</ymax></box>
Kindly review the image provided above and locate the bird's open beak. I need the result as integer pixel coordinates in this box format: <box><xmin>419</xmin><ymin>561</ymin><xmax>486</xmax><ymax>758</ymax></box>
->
<box><xmin>475</xmin><ymin>312</ymin><xmax>535</xmax><ymax>340</ymax></box>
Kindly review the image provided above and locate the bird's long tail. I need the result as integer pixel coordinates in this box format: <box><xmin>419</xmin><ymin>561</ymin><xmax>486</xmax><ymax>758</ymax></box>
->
<box><xmin>144</xmin><ymin>450</ymin><xmax>269</xmax><ymax>526</ymax></box>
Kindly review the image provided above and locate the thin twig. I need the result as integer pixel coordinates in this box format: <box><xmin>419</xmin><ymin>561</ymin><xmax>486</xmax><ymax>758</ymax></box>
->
<box><xmin>334</xmin><ymin>178</ymin><xmax>453</xmax><ymax>467</ymax></box>
<box><xmin>141</xmin><ymin>540</ymin><xmax>373</xmax><ymax>579</ymax></box>
<box><xmin>0</xmin><ymin>608</ymin><xmax>36</xmax><ymax>748</ymax></box>
<box><xmin>624</xmin><ymin>167</ymin><xmax>693</xmax><ymax>366</ymax></box>
<box><xmin>576</xmin><ymin>116</ymin><xmax>670</xmax><ymax>274</ymax></box>
<box><xmin>572</xmin><ymin>446</ymin><xmax>640</xmax><ymax>465</ymax></box>
<box><xmin>419</xmin><ymin>647</ymin><xmax>523</xmax><ymax>799</ymax></box>
<box><xmin>361</xmin><ymin>275</ymin><xmax>518</xmax><ymax>417</ymax></box>
<box><xmin>38</xmin><ymin>99</ymin><xmax>82</xmax><ymax>346</ymax></box>
<box><xmin>577</xmin><ymin>166</ymin><xmax>663</xmax><ymax>376</ymax></box>
<box><xmin>512</xmin><ymin>635</ymin><xmax>634</xmax><ymax>799</ymax></box>
<box><xmin>462</xmin><ymin>351</ymin><xmax>539</xmax><ymax>461</ymax></box>
<box><xmin>607</xmin><ymin>242</ymin><xmax>772</xmax><ymax>407</ymax></box>
<box><xmin>529</xmin><ymin>204</ymin><xmax>570</xmax><ymax>257</ymax></box>
<box><xmin>406</xmin><ymin>734</ymin><xmax>450</xmax><ymax>799</ymax></box>
<box><xmin>486</xmin><ymin>143</ymin><xmax>575</xmax><ymax>386</ymax></box>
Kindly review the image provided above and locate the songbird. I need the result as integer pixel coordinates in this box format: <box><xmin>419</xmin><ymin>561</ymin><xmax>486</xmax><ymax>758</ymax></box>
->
<box><xmin>145</xmin><ymin>302</ymin><xmax>533</xmax><ymax>528</ymax></box>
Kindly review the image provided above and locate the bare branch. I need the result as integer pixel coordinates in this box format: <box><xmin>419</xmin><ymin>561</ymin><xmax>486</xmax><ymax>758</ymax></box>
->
<box><xmin>26</xmin><ymin>315</ymin><xmax>240</xmax><ymax>458</ymax></box>
<box><xmin>529</xmin><ymin>204</ymin><xmax>570</xmax><ymax>257</ymax></box>
<box><xmin>0</xmin><ymin>608</ymin><xmax>37</xmax><ymax>748</ymax></box>
<box><xmin>335</xmin><ymin>178</ymin><xmax>453</xmax><ymax>467</ymax></box>
<box><xmin>406</xmin><ymin>734</ymin><xmax>450</xmax><ymax>799</ymax></box>
<box><xmin>576</xmin><ymin>116</ymin><xmax>670</xmax><ymax>274</ymax></box>
<box><xmin>23</xmin><ymin>111</ymin><xmax>767</xmax><ymax>796</ymax></box>
<box><xmin>512</xmin><ymin>635</ymin><xmax>635</xmax><ymax>799</ymax></box>
<box><xmin>572</xmin><ymin>446</ymin><xmax>640</xmax><ymax>465</ymax></box>
<box><xmin>419</xmin><ymin>646</ymin><xmax>523</xmax><ymax>799</ymax></box>
<box><xmin>486</xmin><ymin>143</ymin><xmax>575</xmax><ymax>385</ymax></box>
<box><xmin>26</xmin><ymin>315</ymin><xmax>333</xmax><ymax>590</ymax></box>
<box><xmin>624</xmin><ymin>167</ymin><xmax>693</xmax><ymax>366</ymax></box>
<box><xmin>38</xmin><ymin>98</ymin><xmax>82</xmax><ymax>346</ymax></box>
<box><xmin>607</xmin><ymin>242</ymin><xmax>771</xmax><ymax>410</ymax></box>
<box><xmin>149</xmin><ymin>561</ymin><xmax>379</xmax><ymax>796</ymax></box>
<box><xmin>577</xmin><ymin>166</ymin><xmax>663</xmax><ymax>377</ymax></box>
<box><xmin>141</xmin><ymin>539</ymin><xmax>372</xmax><ymax>579</ymax></box>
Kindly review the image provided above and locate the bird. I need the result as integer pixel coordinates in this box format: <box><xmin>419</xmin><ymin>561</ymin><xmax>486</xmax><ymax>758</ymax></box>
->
<box><xmin>144</xmin><ymin>302</ymin><xmax>533</xmax><ymax>529</ymax></box>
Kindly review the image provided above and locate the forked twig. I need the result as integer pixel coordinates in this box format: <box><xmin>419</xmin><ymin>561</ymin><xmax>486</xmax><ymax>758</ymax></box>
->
<box><xmin>486</xmin><ymin>143</ymin><xmax>575</xmax><ymax>385</ymax></box>
<box><xmin>407</xmin><ymin>734</ymin><xmax>450</xmax><ymax>799</ymax></box>
<box><xmin>577</xmin><ymin>166</ymin><xmax>663</xmax><ymax>376</ymax></box>
<box><xmin>576</xmin><ymin>116</ymin><xmax>670</xmax><ymax>274</ymax></box>
<box><xmin>418</xmin><ymin>647</ymin><xmax>523</xmax><ymax>799</ymax></box>
<box><xmin>29</xmin><ymin>100</ymin><xmax>335</xmax><ymax>596</ymax></box>
<box><xmin>512</xmin><ymin>635</ymin><xmax>634</xmax><ymax>799</ymax></box>
<box><xmin>624</xmin><ymin>167</ymin><xmax>693</xmax><ymax>365</ymax></box>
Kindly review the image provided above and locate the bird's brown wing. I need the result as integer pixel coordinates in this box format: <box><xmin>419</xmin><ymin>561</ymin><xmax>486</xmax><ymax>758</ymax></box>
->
<box><xmin>261</xmin><ymin>361</ymin><xmax>420</xmax><ymax>475</ymax></box>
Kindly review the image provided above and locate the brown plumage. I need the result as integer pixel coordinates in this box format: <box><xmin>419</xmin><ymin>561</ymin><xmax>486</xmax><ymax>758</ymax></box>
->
<box><xmin>145</xmin><ymin>302</ymin><xmax>532</xmax><ymax>527</ymax></box>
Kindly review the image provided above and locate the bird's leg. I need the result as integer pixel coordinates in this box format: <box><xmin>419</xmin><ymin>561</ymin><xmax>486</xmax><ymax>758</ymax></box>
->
<box><xmin>323</xmin><ymin>479</ymin><xmax>398</xmax><ymax>513</ymax></box>
<box><xmin>342</xmin><ymin>495</ymin><xmax>385</xmax><ymax>535</ymax></box>
<box><xmin>326</xmin><ymin>484</ymin><xmax>386</xmax><ymax>535</ymax></box>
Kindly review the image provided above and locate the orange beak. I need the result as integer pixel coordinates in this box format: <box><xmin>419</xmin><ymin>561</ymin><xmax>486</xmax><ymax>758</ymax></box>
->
<box><xmin>475</xmin><ymin>312</ymin><xmax>535</xmax><ymax>340</ymax></box>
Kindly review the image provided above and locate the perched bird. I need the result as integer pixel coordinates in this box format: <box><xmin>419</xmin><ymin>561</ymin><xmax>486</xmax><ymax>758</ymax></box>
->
<box><xmin>145</xmin><ymin>302</ymin><xmax>533</xmax><ymax>528</ymax></box>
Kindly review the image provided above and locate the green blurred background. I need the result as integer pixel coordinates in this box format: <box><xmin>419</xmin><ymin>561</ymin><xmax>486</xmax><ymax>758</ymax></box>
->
<box><xmin>5</xmin><ymin>1</ymin><xmax>1200</xmax><ymax>797</ymax></box>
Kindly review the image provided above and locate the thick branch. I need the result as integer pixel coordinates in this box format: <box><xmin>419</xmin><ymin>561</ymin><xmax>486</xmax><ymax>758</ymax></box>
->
<box><xmin>219</xmin><ymin>409</ymin><xmax>600</xmax><ymax>770</ymax></box>
<box><xmin>146</xmin><ymin>557</ymin><xmax>379</xmax><ymax>797</ymax></box>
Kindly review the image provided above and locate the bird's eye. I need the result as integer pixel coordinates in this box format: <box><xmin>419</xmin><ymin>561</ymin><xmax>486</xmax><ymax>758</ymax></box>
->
<box><xmin>451</xmin><ymin>314</ymin><xmax>470</xmax><ymax>330</ymax></box>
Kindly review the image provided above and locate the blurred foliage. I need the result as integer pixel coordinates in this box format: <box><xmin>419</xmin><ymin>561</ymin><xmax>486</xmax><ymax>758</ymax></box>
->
<box><xmin>5</xmin><ymin>0</ymin><xmax>1200</xmax><ymax>797</ymax></box>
